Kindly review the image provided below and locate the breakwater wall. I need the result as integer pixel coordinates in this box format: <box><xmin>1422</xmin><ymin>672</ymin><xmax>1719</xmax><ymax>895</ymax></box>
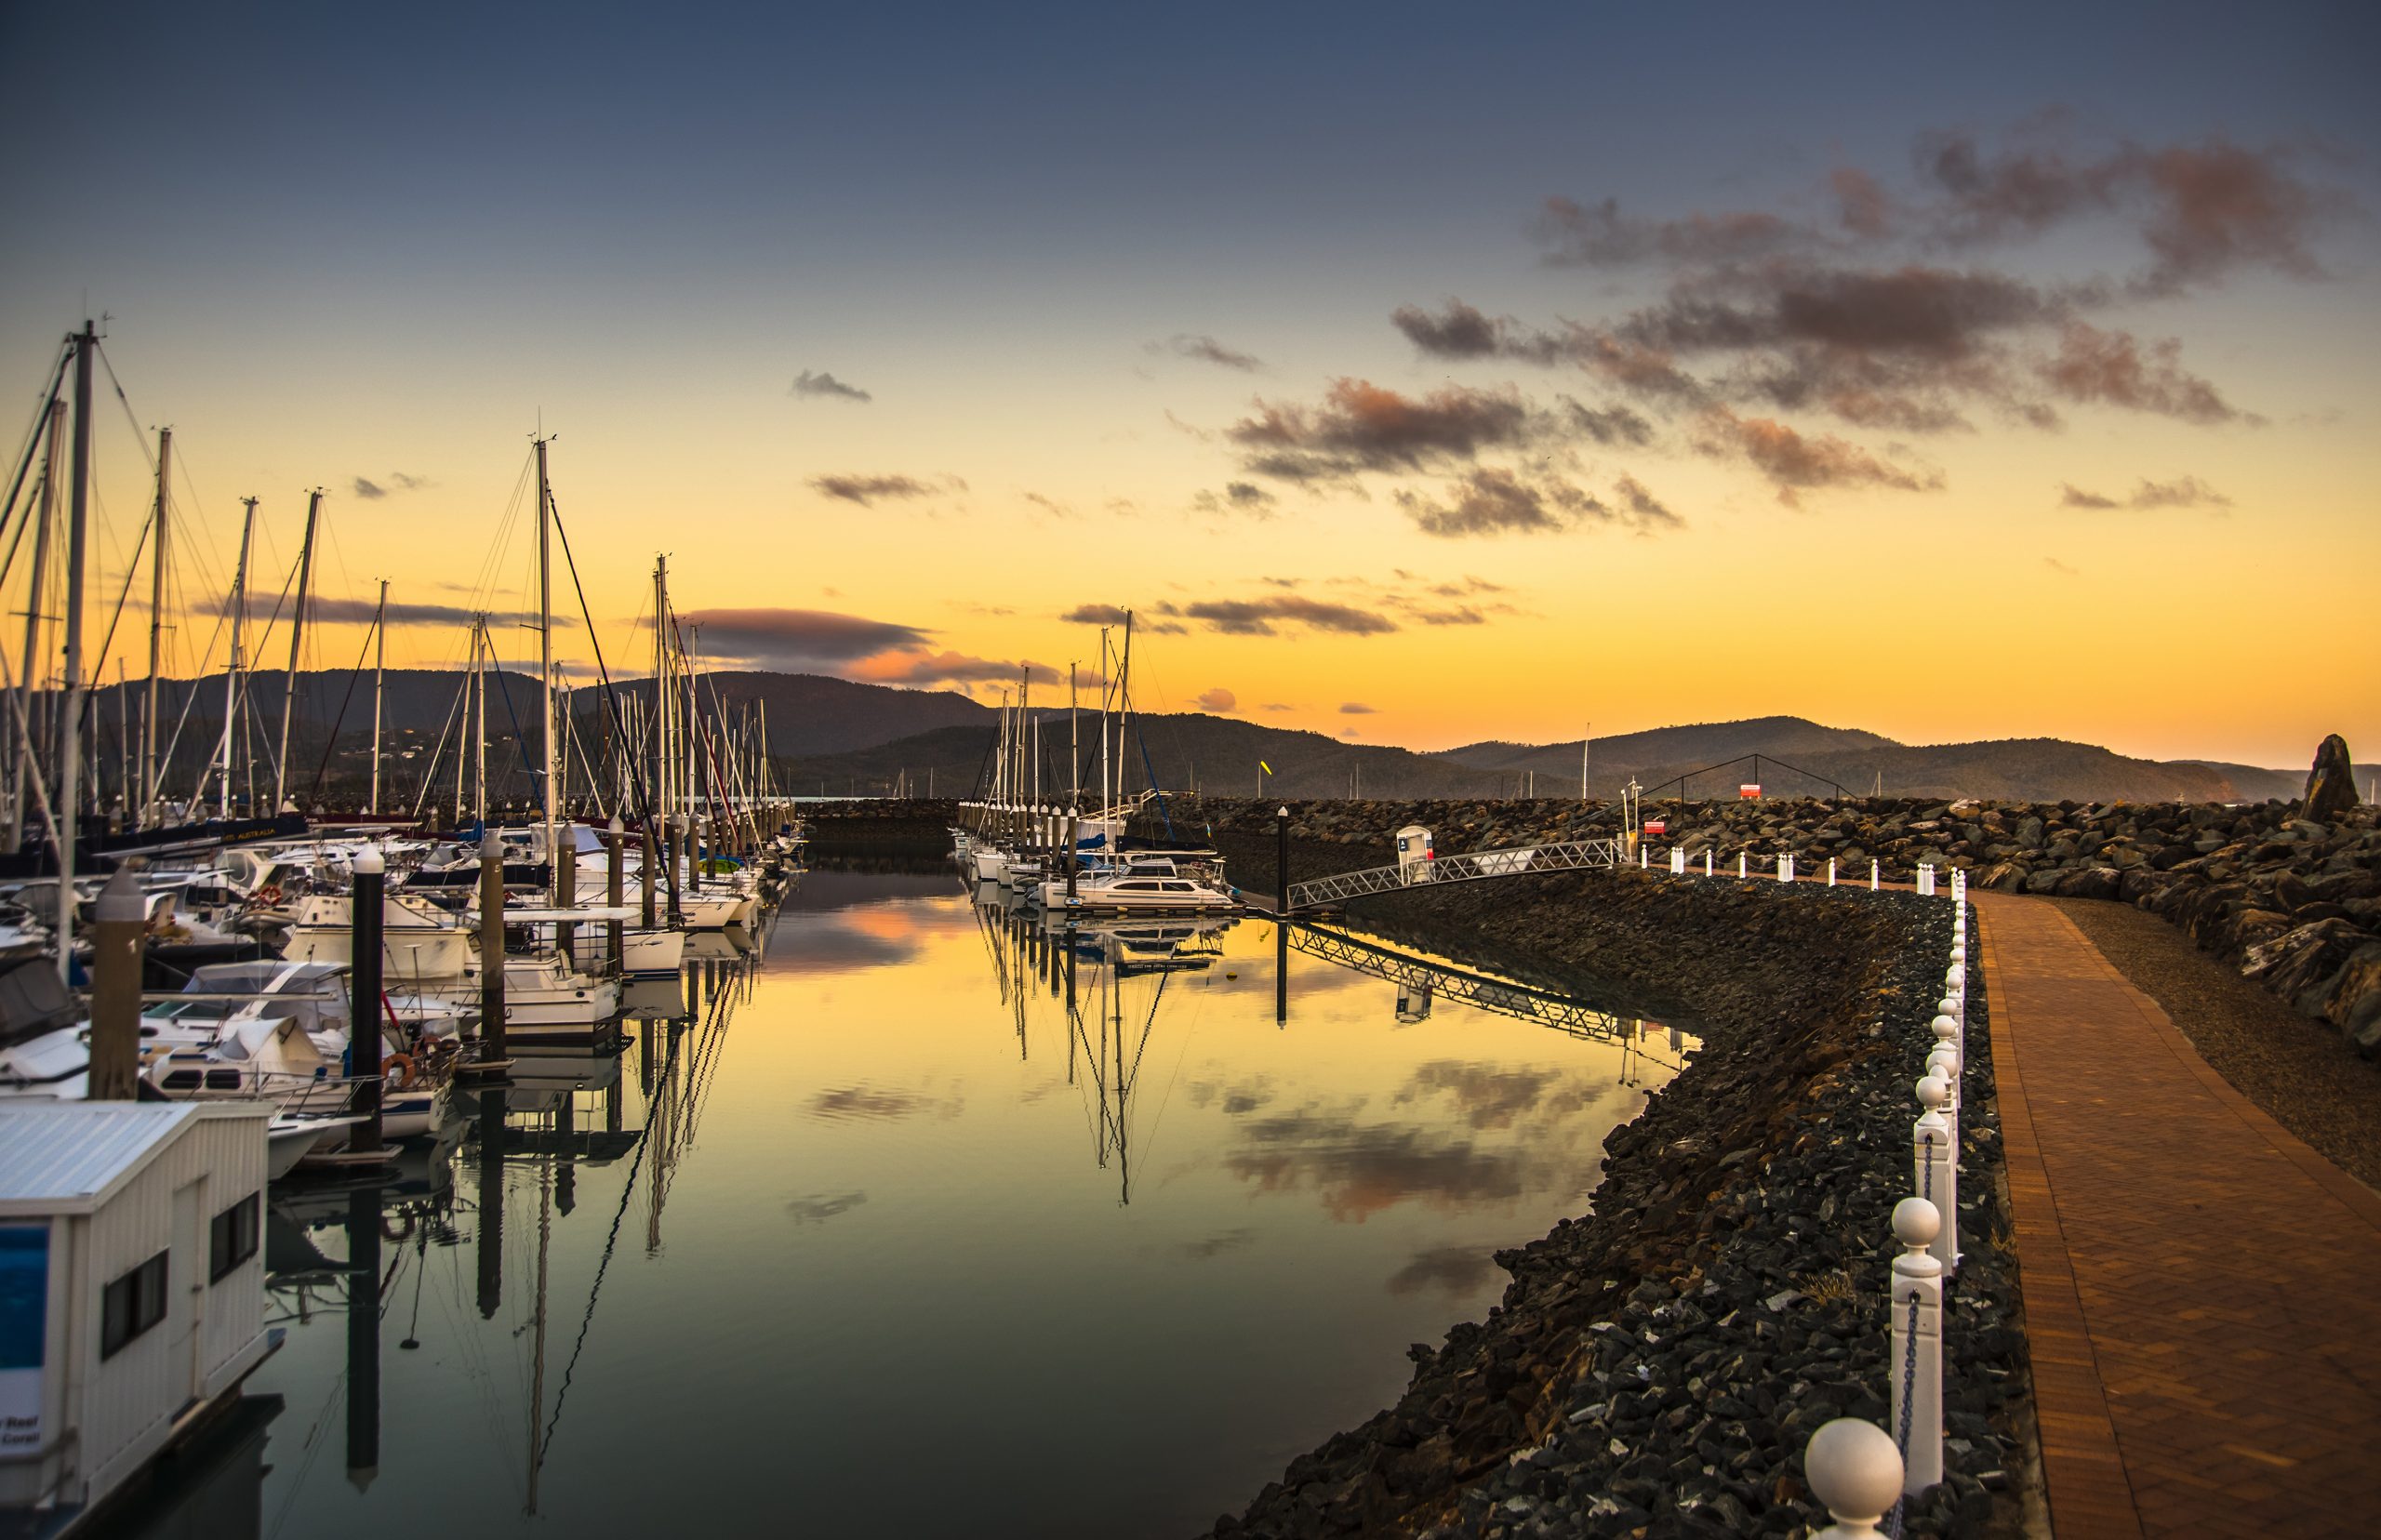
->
<box><xmin>1204</xmin><ymin>870</ymin><xmax>2024</xmax><ymax>1539</ymax></box>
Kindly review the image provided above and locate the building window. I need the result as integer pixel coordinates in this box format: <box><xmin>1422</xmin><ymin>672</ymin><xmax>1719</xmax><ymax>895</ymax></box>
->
<box><xmin>100</xmin><ymin>1251</ymin><xmax>168</xmax><ymax>1360</ymax></box>
<box><xmin>209</xmin><ymin>1194</ymin><xmax>260</xmax><ymax>1282</ymax></box>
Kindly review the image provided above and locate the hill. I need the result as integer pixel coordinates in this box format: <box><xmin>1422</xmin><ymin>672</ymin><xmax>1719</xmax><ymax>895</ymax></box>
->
<box><xmin>1438</xmin><ymin>716</ymin><xmax>1896</xmax><ymax>781</ymax></box>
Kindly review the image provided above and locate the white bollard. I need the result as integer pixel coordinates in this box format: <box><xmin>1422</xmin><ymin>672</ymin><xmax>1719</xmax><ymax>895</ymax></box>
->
<box><xmin>1703</xmin><ymin>849</ymin><xmax>1712</xmax><ymax>877</ymax></box>
<box><xmin>1737</xmin><ymin>852</ymin><xmax>1747</xmax><ymax>880</ymax></box>
<box><xmin>1916</xmin><ymin>1074</ymin><xmax>1958</xmax><ymax>1275</ymax></box>
<box><xmin>1670</xmin><ymin>846</ymin><xmax>1685</xmax><ymax>876</ymax></box>
<box><xmin>1777</xmin><ymin>853</ymin><xmax>1792</xmax><ymax>883</ymax></box>
<box><xmin>1870</xmin><ymin>859</ymin><xmax>1880</xmax><ymax>892</ymax></box>
<box><xmin>1916</xmin><ymin>862</ymin><xmax>1935</xmax><ymax>896</ymax></box>
<box><xmin>1888</xmin><ymin>1198</ymin><xmax>1945</xmax><ymax>1494</ymax></box>
<box><xmin>1804</xmin><ymin>1418</ymin><xmax>1904</xmax><ymax>1540</ymax></box>
<box><xmin>1640</xmin><ymin>845</ymin><xmax>1648</xmax><ymax>869</ymax></box>
<box><xmin>1828</xmin><ymin>856</ymin><xmax>1838</xmax><ymax>886</ymax></box>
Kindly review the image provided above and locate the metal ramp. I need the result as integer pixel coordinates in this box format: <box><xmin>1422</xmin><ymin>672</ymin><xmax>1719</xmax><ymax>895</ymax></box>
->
<box><xmin>1284</xmin><ymin>836</ymin><xmax>1622</xmax><ymax>911</ymax></box>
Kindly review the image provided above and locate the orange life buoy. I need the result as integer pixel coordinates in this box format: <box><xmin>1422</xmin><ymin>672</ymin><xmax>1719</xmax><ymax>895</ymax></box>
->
<box><xmin>383</xmin><ymin>1052</ymin><xmax>419</xmax><ymax>1090</ymax></box>
<box><xmin>251</xmin><ymin>883</ymin><xmax>285</xmax><ymax>907</ymax></box>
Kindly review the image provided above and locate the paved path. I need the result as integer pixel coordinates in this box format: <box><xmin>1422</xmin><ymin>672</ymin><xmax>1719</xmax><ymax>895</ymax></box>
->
<box><xmin>1975</xmin><ymin>894</ymin><xmax>2381</xmax><ymax>1538</ymax></box>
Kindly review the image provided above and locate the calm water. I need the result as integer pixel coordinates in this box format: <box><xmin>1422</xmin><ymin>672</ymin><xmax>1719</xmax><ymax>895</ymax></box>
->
<box><xmin>219</xmin><ymin>868</ymin><xmax>1686</xmax><ymax>1540</ymax></box>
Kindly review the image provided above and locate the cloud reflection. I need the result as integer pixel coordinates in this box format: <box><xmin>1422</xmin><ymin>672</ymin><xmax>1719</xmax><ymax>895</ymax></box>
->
<box><xmin>1385</xmin><ymin>1244</ymin><xmax>1499</xmax><ymax>1298</ymax></box>
<box><xmin>786</xmin><ymin>1191</ymin><xmax>871</xmax><ymax>1223</ymax></box>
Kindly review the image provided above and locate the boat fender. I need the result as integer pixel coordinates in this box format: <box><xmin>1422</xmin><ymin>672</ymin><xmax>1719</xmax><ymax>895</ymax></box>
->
<box><xmin>384</xmin><ymin>1052</ymin><xmax>419</xmax><ymax>1090</ymax></box>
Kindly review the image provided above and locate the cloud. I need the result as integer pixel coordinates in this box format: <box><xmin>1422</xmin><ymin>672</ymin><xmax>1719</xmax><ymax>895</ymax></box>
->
<box><xmin>1563</xmin><ymin>398</ymin><xmax>1656</xmax><ymax>446</ymax></box>
<box><xmin>1230</xmin><ymin>378</ymin><xmax>1536</xmax><ymax>483</ymax></box>
<box><xmin>350</xmin><ymin>471</ymin><xmax>430</xmax><ymax>500</ymax></box>
<box><xmin>1191</xmin><ymin>481</ymin><xmax>1279</xmax><ymax>517</ymax></box>
<box><xmin>1534</xmin><ymin>196</ymin><xmax>1801</xmax><ymax>268</ymax></box>
<box><xmin>791</xmin><ymin>369</ymin><xmax>872</xmax><ymax>404</ymax></box>
<box><xmin>1223</xmin><ymin>1109</ymin><xmax>1527</xmax><ymax>1221</ymax></box>
<box><xmin>1021</xmin><ymin>490</ymin><xmax>1070</xmax><ymax>517</ymax></box>
<box><xmin>2060</xmin><ymin>475</ymin><xmax>2230</xmax><ymax>511</ymax></box>
<box><xmin>1695</xmin><ymin>407</ymin><xmax>1940</xmax><ymax>506</ymax></box>
<box><xmin>678</xmin><ymin>607</ymin><xmax>933</xmax><ymax>666</ymax></box>
<box><xmin>1172</xmin><ymin>595</ymin><xmax>1398</xmax><ymax>637</ymax></box>
<box><xmin>1060</xmin><ymin>604</ymin><xmax>1131</xmax><ymax>626</ymax></box>
<box><xmin>2038</xmin><ymin>322</ymin><xmax>2247</xmax><ymax>424</ymax></box>
<box><xmin>1156</xmin><ymin>334</ymin><xmax>1264</xmax><ymax>372</ymax></box>
<box><xmin>1396</xmin><ymin>468</ymin><xmax>1684</xmax><ymax>538</ymax></box>
<box><xmin>1338</xmin><ymin>702</ymin><xmax>1377</xmax><ymax>714</ymax></box>
<box><xmin>1397</xmin><ymin>1061</ymin><xmax>1570</xmax><ymax>1131</ymax></box>
<box><xmin>847</xmin><ymin>649</ymin><xmax>1057</xmax><ymax>688</ymax></box>
<box><xmin>1259</xmin><ymin>703</ymin><xmax>1295</xmax><ymax>713</ymax></box>
<box><xmin>1194</xmin><ymin>686</ymin><xmax>1237</xmax><ymax>712</ymax></box>
<box><xmin>2043</xmin><ymin>556</ymin><xmax>2078</xmax><ymax>576</ymax></box>
<box><xmin>809</xmin><ymin>473</ymin><xmax>964</xmax><ymax>505</ymax></box>
<box><xmin>786</xmin><ymin>1191</ymin><xmax>870</xmax><ymax>1223</ymax></box>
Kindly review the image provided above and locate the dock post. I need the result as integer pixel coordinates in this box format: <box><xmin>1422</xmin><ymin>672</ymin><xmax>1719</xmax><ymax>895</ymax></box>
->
<box><xmin>665</xmin><ymin>815</ymin><xmax>685</xmax><ymax>925</ymax></box>
<box><xmin>475</xmin><ymin>1089</ymin><xmax>504</xmax><ymax>1318</ymax></box>
<box><xmin>1871</xmin><ymin>860</ymin><xmax>1880</xmax><ymax>892</ymax></box>
<box><xmin>345</xmin><ymin>1182</ymin><xmax>383</xmax><ymax>1487</ymax></box>
<box><xmin>87</xmin><ymin>866</ymin><xmax>147</xmax><ymax>1100</ymax></box>
<box><xmin>1803</xmin><ymin>1418</ymin><xmax>1902</xmax><ymax>1540</ymax></box>
<box><xmin>351</xmin><ymin>847</ymin><xmax>385</xmax><ymax>1154</ymax></box>
<box><xmin>1888</xmin><ymin>1197</ymin><xmax>1945</xmax><ymax>1494</ymax></box>
<box><xmin>1274</xmin><ymin>804</ymin><xmax>1289</xmax><ymax>918</ymax></box>
<box><xmin>1829</xmin><ymin>857</ymin><xmax>1837</xmax><ymax>886</ymax></box>
<box><xmin>1064</xmin><ymin>813</ymin><xmax>1079</xmax><ymax>902</ymax></box>
<box><xmin>1703</xmin><ymin>849</ymin><xmax>1711</xmax><ymax>877</ymax></box>
<box><xmin>605</xmin><ymin>815</ymin><xmax>625</xmax><ymax>974</ymax></box>
<box><xmin>556</xmin><ymin>816</ymin><xmax>578</xmax><ymax>967</ymax></box>
<box><xmin>479</xmin><ymin>829</ymin><xmax>508</xmax><ymax>1060</ymax></box>
<box><xmin>1916</xmin><ymin>1074</ymin><xmax>1957</xmax><ymax>1275</ymax></box>
<box><xmin>1737</xmin><ymin>852</ymin><xmax>1747</xmax><ymax>880</ymax></box>
<box><xmin>641</xmin><ymin>818</ymin><xmax>658</xmax><ymax>929</ymax></box>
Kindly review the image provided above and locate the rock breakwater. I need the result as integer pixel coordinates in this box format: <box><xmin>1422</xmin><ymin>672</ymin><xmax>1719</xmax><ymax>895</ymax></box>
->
<box><xmin>1204</xmin><ymin>872</ymin><xmax>2024</xmax><ymax>1539</ymax></box>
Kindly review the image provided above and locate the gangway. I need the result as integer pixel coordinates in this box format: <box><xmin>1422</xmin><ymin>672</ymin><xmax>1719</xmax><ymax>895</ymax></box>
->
<box><xmin>1284</xmin><ymin>835</ymin><xmax>1623</xmax><ymax>912</ymax></box>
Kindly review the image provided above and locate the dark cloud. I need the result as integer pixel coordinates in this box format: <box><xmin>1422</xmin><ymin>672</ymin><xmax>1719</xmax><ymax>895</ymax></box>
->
<box><xmin>1021</xmin><ymin>491</ymin><xmax>1070</xmax><ymax>517</ymax></box>
<box><xmin>1194</xmin><ymin>686</ymin><xmax>1237</xmax><ymax>712</ymax></box>
<box><xmin>1534</xmin><ymin>196</ymin><xmax>1800</xmax><ymax>268</ymax></box>
<box><xmin>1339</xmin><ymin>701</ymin><xmax>1377</xmax><ymax>714</ymax></box>
<box><xmin>1391</xmin><ymin>299</ymin><xmax>1502</xmax><ymax>358</ymax></box>
<box><xmin>1258</xmin><ymin>703</ymin><xmax>1295</xmax><ymax>714</ymax></box>
<box><xmin>350</xmin><ymin>471</ymin><xmax>429</xmax><ymax>500</ymax></box>
<box><xmin>1229</xmin><ymin>378</ymin><xmax>1535</xmax><ymax>482</ymax></box>
<box><xmin>1158</xmin><ymin>334</ymin><xmax>1264</xmax><ymax>372</ymax></box>
<box><xmin>1615</xmin><ymin>475</ymin><xmax>1683</xmax><ymax>529</ymax></box>
<box><xmin>212</xmin><ymin>594</ymin><xmax>561</xmax><ymax>631</ymax></box>
<box><xmin>1696</xmin><ymin>408</ymin><xmax>1940</xmax><ymax>506</ymax></box>
<box><xmin>678</xmin><ymin>606</ymin><xmax>933</xmax><ymax>665</ymax></box>
<box><xmin>1173</xmin><ymin>594</ymin><xmax>1398</xmax><ymax>637</ymax></box>
<box><xmin>1386</xmin><ymin>1245</ymin><xmax>1499</xmax><ymax>1299</ymax></box>
<box><xmin>1409</xmin><ymin>606</ymin><xmax>1487</xmax><ymax>625</ymax></box>
<box><xmin>2038</xmin><ymin>322</ymin><xmax>2246</xmax><ymax>424</ymax></box>
<box><xmin>2061</xmin><ymin>475</ymin><xmax>2230</xmax><ymax>511</ymax></box>
<box><xmin>809</xmin><ymin>473</ymin><xmax>963</xmax><ymax>505</ymax></box>
<box><xmin>1192</xmin><ymin>481</ymin><xmax>1279</xmax><ymax>517</ymax></box>
<box><xmin>1563</xmin><ymin>398</ymin><xmax>1655</xmax><ymax>445</ymax></box>
<box><xmin>1061</xmin><ymin>604</ymin><xmax>1131</xmax><ymax>626</ymax></box>
<box><xmin>1397</xmin><ymin>469</ymin><xmax>1683</xmax><ymax>538</ymax></box>
<box><xmin>1397</xmin><ymin>1061</ymin><xmax>1569</xmax><ymax>1131</ymax></box>
<box><xmin>791</xmin><ymin>369</ymin><xmax>872</xmax><ymax>404</ymax></box>
<box><xmin>786</xmin><ymin>1191</ymin><xmax>869</xmax><ymax>1223</ymax></box>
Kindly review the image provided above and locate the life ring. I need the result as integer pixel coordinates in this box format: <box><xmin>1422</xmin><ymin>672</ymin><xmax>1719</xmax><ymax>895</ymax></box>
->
<box><xmin>251</xmin><ymin>883</ymin><xmax>284</xmax><ymax>908</ymax></box>
<box><xmin>384</xmin><ymin>1052</ymin><xmax>419</xmax><ymax>1089</ymax></box>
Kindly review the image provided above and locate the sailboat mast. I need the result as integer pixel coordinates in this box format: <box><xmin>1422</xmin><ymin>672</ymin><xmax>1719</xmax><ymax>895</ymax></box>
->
<box><xmin>652</xmin><ymin>558</ymin><xmax>669</xmax><ymax>823</ymax></box>
<box><xmin>216</xmin><ymin>498</ymin><xmax>255</xmax><ymax>820</ymax></box>
<box><xmin>535</xmin><ymin>439</ymin><xmax>560</xmax><ymax>902</ymax></box>
<box><xmin>1068</xmin><ymin>662</ymin><xmax>1079</xmax><ymax>810</ymax></box>
<box><xmin>142</xmin><ymin>427</ymin><xmax>170</xmax><ymax>822</ymax></box>
<box><xmin>7</xmin><ymin>399</ymin><xmax>62</xmax><ymax>855</ymax></box>
<box><xmin>273</xmin><ymin>488</ymin><xmax>321</xmax><ymax>810</ymax></box>
<box><xmin>56</xmin><ymin>321</ymin><xmax>95</xmax><ymax>979</ymax></box>
<box><xmin>473</xmin><ymin>617</ymin><xmax>488</xmax><ymax>825</ymax></box>
<box><xmin>367</xmin><ymin>579</ymin><xmax>387</xmax><ymax>815</ymax></box>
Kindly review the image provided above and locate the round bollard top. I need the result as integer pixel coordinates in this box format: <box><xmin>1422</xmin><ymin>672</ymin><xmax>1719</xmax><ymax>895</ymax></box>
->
<box><xmin>1917</xmin><ymin>1075</ymin><xmax>1949</xmax><ymax>1109</ymax></box>
<box><xmin>352</xmin><ymin>845</ymin><xmax>385</xmax><ymax>876</ymax></box>
<box><xmin>1276</xmin><ymin>805</ymin><xmax>1289</xmax><ymax>819</ymax></box>
<box><xmin>608</xmin><ymin>815</ymin><xmax>625</xmax><ymax>833</ymax></box>
<box><xmin>1930</xmin><ymin>1013</ymin><xmax>1957</xmax><ymax>1039</ymax></box>
<box><xmin>480</xmin><ymin>828</ymin><xmax>504</xmax><ymax>858</ymax></box>
<box><xmin>1804</xmin><ymin>1417</ymin><xmax>1904</xmax><ymax>1523</ymax></box>
<box><xmin>1892</xmin><ymin>1196</ymin><xmax>1942</xmax><ymax>1247</ymax></box>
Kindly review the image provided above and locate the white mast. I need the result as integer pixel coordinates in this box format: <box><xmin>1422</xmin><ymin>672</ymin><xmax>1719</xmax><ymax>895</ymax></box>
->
<box><xmin>536</xmin><ymin>437</ymin><xmax>558</xmax><ymax>904</ymax></box>
<box><xmin>272</xmin><ymin>488</ymin><xmax>321</xmax><ymax>810</ymax></box>
<box><xmin>7</xmin><ymin>398</ymin><xmax>62</xmax><ymax>855</ymax></box>
<box><xmin>214</xmin><ymin>498</ymin><xmax>255</xmax><ymax>820</ymax></box>
<box><xmin>1581</xmin><ymin>724</ymin><xmax>1590</xmax><ymax>802</ymax></box>
<box><xmin>142</xmin><ymin>426</ymin><xmax>170</xmax><ymax>823</ymax></box>
<box><xmin>368</xmin><ymin>578</ymin><xmax>387</xmax><ymax>815</ymax></box>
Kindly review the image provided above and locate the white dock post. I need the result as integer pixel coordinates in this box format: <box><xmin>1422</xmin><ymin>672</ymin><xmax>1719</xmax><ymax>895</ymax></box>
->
<box><xmin>1804</xmin><ymin>1418</ymin><xmax>1904</xmax><ymax>1540</ymax></box>
<box><xmin>1669</xmin><ymin>846</ymin><xmax>1685</xmax><ymax>875</ymax></box>
<box><xmin>1777</xmin><ymin>852</ymin><xmax>1794</xmax><ymax>883</ymax></box>
<box><xmin>1640</xmin><ymin>844</ymin><xmax>1648</xmax><ymax>869</ymax></box>
<box><xmin>1737</xmin><ymin>852</ymin><xmax>1747</xmax><ymax>879</ymax></box>
<box><xmin>1888</xmin><ymin>1198</ymin><xmax>1945</xmax><ymax>1494</ymax></box>
<box><xmin>1916</xmin><ymin>861</ymin><xmax>1935</xmax><ymax>896</ymax></box>
<box><xmin>1828</xmin><ymin>856</ymin><xmax>1838</xmax><ymax>886</ymax></box>
<box><xmin>1916</xmin><ymin>1073</ymin><xmax>1957</xmax><ymax>1275</ymax></box>
<box><xmin>1703</xmin><ymin>849</ymin><xmax>1712</xmax><ymax>877</ymax></box>
<box><xmin>1870</xmin><ymin>859</ymin><xmax>1880</xmax><ymax>892</ymax></box>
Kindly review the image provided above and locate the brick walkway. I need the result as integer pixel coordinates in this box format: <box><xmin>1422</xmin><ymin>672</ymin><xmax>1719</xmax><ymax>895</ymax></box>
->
<box><xmin>1975</xmin><ymin>894</ymin><xmax>2381</xmax><ymax>1538</ymax></box>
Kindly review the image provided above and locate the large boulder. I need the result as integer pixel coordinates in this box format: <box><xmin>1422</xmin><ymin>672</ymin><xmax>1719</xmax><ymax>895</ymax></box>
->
<box><xmin>2319</xmin><ymin>943</ymin><xmax>2381</xmax><ymax>1055</ymax></box>
<box><xmin>2242</xmin><ymin>918</ymin><xmax>2374</xmax><ymax>1013</ymax></box>
<box><xmin>2303</xmin><ymin>734</ymin><xmax>2361</xmax><ymax>823</ymax></box>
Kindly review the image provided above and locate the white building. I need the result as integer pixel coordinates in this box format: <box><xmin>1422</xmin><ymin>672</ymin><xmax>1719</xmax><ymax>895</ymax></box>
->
<box><xmin>0</xmin><ymin>1101</ymin><xmax>275</xmax><ymax>1535</ymax></box>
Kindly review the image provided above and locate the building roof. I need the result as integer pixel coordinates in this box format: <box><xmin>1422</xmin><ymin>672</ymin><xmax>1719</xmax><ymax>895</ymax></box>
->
<box><xmin>0</xmin><ymin>1102</ymin><xmax>262</xmax><ymax>1215</ymax></box>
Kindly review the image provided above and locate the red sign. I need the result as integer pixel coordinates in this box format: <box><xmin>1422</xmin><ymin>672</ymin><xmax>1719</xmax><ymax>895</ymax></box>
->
<box><xmin>1643</xmin><ymin>819</ymin><xmax>1666</xmax><ymax>836</ymax></box>
<box><xmin>1739</xmin><ymin>784</ymin><xmax>1762</xmax><ymax>799</ymax></box>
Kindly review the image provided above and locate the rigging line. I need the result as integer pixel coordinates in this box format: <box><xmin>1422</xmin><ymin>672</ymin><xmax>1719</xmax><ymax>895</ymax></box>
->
<box><xmin>537</xmin><ymin>1108</ymin><xmax>657</xmax><ymax>1455</ymax></box>
<box><xmin>544</xmin><ymin>487</ymin><xmax>652</xmax><ymax>815</ymax></box>
<box><xmin>0</xmin><ymin>346</ymin><xmax>69</xmax><ymax>560</ymax></box>
<box><xmin>304</xmin><ymin>615</ymin><xmax>380</xmax><ymax>801</ymax></box>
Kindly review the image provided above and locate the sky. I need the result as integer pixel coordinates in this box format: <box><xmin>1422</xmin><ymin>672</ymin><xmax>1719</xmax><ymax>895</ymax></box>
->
<box><xmin>2</xmin><ymin>0</ymin><xmax>2375</xmax><ymax>769</ymax></box>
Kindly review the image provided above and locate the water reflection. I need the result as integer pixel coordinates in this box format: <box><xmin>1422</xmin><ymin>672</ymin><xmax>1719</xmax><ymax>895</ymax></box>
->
<box><xmin>235</xmin><ymin>872</ymin><xmax>1692</xmax><ymax>1540</ymax></box>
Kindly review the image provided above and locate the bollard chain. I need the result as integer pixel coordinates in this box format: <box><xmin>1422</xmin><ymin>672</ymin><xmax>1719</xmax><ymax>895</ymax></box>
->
<box><xmin>1885</xmin><ymin>1287</ymin><xmax>1923</xmax><ymax>1538</ymax></box>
